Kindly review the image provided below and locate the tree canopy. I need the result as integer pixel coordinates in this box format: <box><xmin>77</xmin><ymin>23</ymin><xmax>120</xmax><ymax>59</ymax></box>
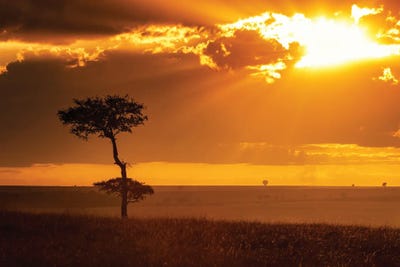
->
<box><xmin>94</xmin><ymin>178</ymin><xmax>154</xmax><ymax>203</ymax></box>
<box><xmin>58</xmin><ymin>95</ymin><xmax>147</xmax><ymax>140</ymax></box>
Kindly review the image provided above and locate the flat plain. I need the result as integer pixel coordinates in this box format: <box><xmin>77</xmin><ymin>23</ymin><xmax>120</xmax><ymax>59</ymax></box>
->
<box><xmin>1</xmin><ymin>186</ymin><xmax>399</xmax><ymax>227</ymax></box>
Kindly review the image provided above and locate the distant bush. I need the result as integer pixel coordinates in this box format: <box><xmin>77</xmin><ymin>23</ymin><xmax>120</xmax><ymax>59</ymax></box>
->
<box><xmin>94</xmin><ymin>178</ymin><xmax>154</xmax><ymax>204</ymax></box>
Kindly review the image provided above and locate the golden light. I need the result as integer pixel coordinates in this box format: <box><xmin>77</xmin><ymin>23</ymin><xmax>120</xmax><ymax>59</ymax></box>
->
<box><xmin>294</xmin><ymin>17</ymin><xmax>395</xmax><ymax>68</ymax></box>
<box><xmin>378</xmin><ymin>67</ymin><xmax>399</xmax><ymax>84</ymax></box>
<box><xmin>219</xmin><ymin>4</ymin><xmax>400</xmax><ymax>70</ymax></box>
<box><xmin>351</xmin><ymin>4</ymin><xmax>383</xmax><ymax>24</ymax></box>
<box><xmin>247</xmin><ymin>62</ymin><xmax>286</xmax><ymax>84</ymax></box>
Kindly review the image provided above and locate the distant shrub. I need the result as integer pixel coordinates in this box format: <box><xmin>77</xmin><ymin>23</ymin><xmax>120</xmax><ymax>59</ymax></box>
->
<box><xmin>94</xmin><ymin>178</ymin><xmax>154</xmax><ymax>204</ymax></box>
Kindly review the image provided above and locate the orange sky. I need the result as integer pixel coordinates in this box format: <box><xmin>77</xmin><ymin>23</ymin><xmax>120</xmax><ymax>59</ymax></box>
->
<box><xmin>1</xmin><ymin>1</ymin><xmax>400</xmax><ymax>185</ymax></box>
<box><xmin>1</xmin><ymin>162</ymin><xmax>399</xmax><ymax>186</ymax></box>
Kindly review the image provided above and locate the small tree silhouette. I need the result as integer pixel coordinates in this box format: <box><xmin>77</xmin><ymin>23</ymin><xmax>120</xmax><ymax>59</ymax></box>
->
<box><xmin>94</xmin><ymin>178</ymin><xmax>154</xmax><ymax>204</ymax></box>
<box><xmin>262</xmin><ymin>179</ymin><xmax>268</xmax><ymax>187</ymax></box>
<box><xmin>382</xmin><ymin>182</ymin><xmax>387</xmax><ymax>187</ymax></box>
<box><xmin>58</xmin><ymin>95</ymin><xmax>148</xmax><ymax>218</ymax></box>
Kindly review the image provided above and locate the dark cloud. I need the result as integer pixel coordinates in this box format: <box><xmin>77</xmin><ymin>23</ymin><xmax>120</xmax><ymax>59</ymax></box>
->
<box><xmin>2</xmin><ymin>0</ymin><xmax>399</xmax><ymax>43</ymax></box>
<box><xmin>0</xmin><ymin>0</ymin><xmax>215</xmax><ymax>42</ymax></box>
<box><xmin>0</xmin><ymin>0</ymin><xmax>125</xmax><ymax>41</ymax></box>
<box><xmin>204</xmin><ymin>30</ymin><xmax>289</xmax><ymax>70</ymax></box>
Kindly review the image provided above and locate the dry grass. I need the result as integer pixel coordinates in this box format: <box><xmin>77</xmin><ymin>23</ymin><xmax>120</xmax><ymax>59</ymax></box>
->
<box><xmin>1</xmin><ymin>211</ymin><xmax>399</xmax><ymax>267</ymax></box>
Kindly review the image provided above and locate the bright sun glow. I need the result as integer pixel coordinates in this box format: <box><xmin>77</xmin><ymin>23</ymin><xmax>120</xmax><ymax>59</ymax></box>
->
<box><xmin>219</xmin><ymin>4</ymin><xmax>400</xmax><ymax>69</ymax></box>
<box><xmin>294</xmin><ymin>18</ymin><xmax>396</xmax><ymax>68</ymax></box>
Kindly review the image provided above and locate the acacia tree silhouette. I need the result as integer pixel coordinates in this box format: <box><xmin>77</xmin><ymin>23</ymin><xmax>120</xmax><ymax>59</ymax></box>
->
<box><xmin>58</xmin><ymin>95</ymin><xmax>149</xmax><ymax>218</ymax></box>
<box><xmin>94</xmin><ymin>178</ymin><xmax>153</xmax><ymax>204</ymax></box>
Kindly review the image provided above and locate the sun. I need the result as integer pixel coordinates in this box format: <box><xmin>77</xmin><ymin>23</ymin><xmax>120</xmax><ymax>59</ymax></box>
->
<box><xmin>219</xmin><ymin>4</ymin><xmax>400</xmax><ymax>69</ymax></box>
<box><xmin>294</xmin><ymin>17</ymin><xmax>390</xmax><ymax>68</ymax></box>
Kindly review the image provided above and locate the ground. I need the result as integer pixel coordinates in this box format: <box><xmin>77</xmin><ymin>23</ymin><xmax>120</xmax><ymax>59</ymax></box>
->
<box><xmin>1</xmin><ymin>186</ymin><xmax>399</xmax><ymax>226</ymax></box>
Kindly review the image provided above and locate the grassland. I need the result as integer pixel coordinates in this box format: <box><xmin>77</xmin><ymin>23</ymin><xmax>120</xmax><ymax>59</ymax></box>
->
<box><xmin>1</xmin><ymin>186</ymin><xmax>400</xmax><ymax>226</ymax></box>
<box><xmin>1</xmin><ymin>211</ymin><xmax>400</xmax><ymax>267</ymax></box>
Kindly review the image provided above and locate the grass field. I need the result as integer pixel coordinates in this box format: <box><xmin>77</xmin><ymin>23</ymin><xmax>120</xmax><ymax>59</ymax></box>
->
<box><xmin>1</xmin><ymin>211</ymin><xmax>399</xmax><ymax>267</ymax></box>
<box><xmin>1</xmin><ymin>186</ymin><xmax>400</xmax><ymax>266</ymax></box>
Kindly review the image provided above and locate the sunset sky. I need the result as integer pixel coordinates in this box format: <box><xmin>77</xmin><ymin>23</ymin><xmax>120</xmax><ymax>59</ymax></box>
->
<box><xmin>2</xmin><ymin>0</ymin><xmax>400</xmax><ymax>186</ymax></box>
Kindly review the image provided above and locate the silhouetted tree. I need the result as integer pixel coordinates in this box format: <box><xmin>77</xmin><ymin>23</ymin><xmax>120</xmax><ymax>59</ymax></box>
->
<box><xmin>262</xmin><ymin>179</ymin><xmax>268</xmax><ymax>187</ymax></box>
<box><xmin>58</xmin><ymin>95</ymin><xmax>148</xmax><ymax>218</ymax></box>
<box><xmin>382</xmin><ymin>182</ymin><xmax>387</xmax><ymax>187</ymax></box>
<box><xmin>94</xmin><ymin>178</ymin><xmax>154</xmax><ymax>203</ymax></box>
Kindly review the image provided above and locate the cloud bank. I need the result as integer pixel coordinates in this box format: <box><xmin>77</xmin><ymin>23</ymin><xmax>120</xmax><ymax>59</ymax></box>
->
<box><xmin>2</xmin><ymin>3</ymin><xmax>400</xmax><ymax>83</ymax></box>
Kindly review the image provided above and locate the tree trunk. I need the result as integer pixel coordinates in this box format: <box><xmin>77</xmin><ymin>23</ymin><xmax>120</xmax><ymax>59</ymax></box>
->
<box><xmin>110</xmin><ymin>135</ymin><xmax>128</xmax><ymax>218</ymax></box>
<box><xmin>120</xmin><ymin>164</ymin><xmax>128</xmax><ymax>218</ymax></box>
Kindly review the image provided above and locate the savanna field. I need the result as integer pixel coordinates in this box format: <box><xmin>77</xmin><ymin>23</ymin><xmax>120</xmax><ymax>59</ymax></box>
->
<box><xmin>1</xmin><ymin>211</ymin><xmax>400</xmax><ymax>267</ymax></box>
<box><xmin>1</xmin><ymin>186</ymin><xmax>400</xmax><ymax>266</ymax></box>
